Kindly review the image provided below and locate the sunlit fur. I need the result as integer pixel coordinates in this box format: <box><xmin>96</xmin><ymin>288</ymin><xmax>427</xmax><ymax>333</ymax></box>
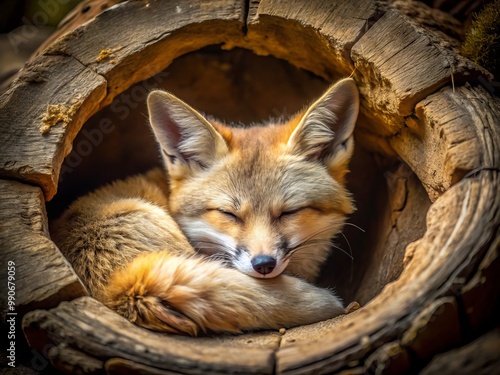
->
<box><xmin>51</xmin><ymin>78</ymin><xmax>359</xmax><ymax>335</ymax></box>
<box><xmin>103</xmin><ymin>251</ymin><xmax>344</xmax><ymax>335</ymax></box>
<box><xmin>169</xmin><ymin>121</ymin><xmax>355</xmax><ymax>281</ymax></box>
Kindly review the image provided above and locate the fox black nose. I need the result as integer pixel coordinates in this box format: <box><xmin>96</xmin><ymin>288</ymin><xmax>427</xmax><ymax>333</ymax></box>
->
<box><xmin>251</xmin><ymin>255</ymin><xmax>277</xmax><ymax>275</ymax></box>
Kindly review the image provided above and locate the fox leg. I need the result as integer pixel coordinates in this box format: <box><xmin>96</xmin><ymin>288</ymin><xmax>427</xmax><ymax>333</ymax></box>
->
<box><xmin>102</xmin><ymin>251</ymin><xmax>345</xmax><ymax>336</ymax></box>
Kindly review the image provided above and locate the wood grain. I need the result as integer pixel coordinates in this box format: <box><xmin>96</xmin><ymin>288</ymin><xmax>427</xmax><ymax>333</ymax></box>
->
<box><xmin>353</xmin><ymin>164</ymin><xmax>431</xmax><ymax>304</ymax></box>
<box><xmin>391</xmin><ymin>84</ymin><xmax>500</xmax><ymax>201</ymax></box>
<box><xmin>276</xmin><ymin>172</ymin><xmax>499</xmax><ymax>373</ymax></box>
<box><xmin>245</xmin><ymin>0</ymin><xmax>378</xmax><ymax>77</ymax></box>
<box><xmin>105</xmin><ymin>358</ymin><xmax>186</xmax><ymax>375</ymax></box>
<box><xmin>363</xmin><ymin>341</ymin><xmax>411</xmax><ymax>375</ymax></box>
<box><xmin>46</xmin><ymin>0</ymin><xmax>247</xmax><ymax>108</ymax></box>
<box><xmin>420</xmin><ymin>329</ymin><xmax>500</xmax><ymax>375</ymax></box>
<box><xmin>48</xmin><ymin>345</ymin><xmax>103</xmax><ymax>375</ymax></box>
<box><xmin>460</xmin><ymin>226</ymin><xmax>500</xmax><ymax>335</ymax></box>
<box><xmin>0</xmin><ymin>1</ymin><xmax>497</xmax><ymax>374</ymax></box>
<box><xmin>0</xmin><ymin>1</ymin><xmax>245</xmax><ymax>201</ymax></box>
<box><xmin>29</xmin><ymin>0</ymin><xmax>125</xmax><ymax>60</ymax></box>
<box><xmin>351</xmin><ymin>9</ymin><xmax>487</xmax><ymax>133</ymax></box>
<box><xmin>0</xmin><ymin>180</ymin><xmax>87</xmax><ymax>321</ymax></box>
<box><xmin>400</xmin><ymin>297</ymin><xmax>461</xmax><ymax>360</ymax></box>
<box><xmin>0</xmin><ymin>56</ymin><xmax>106</xmax><ymax>200</ymax></box>
<box><xmin>23</xmin><ymin>297</ymin><xmax>279</xmax><ymax>374</ymax></box>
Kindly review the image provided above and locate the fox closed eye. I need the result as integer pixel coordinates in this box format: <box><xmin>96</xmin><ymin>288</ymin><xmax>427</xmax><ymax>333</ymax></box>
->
<box><xmin>278</xmin><ymin>208</ymin><xmax>305</xmax><ymax>220</ymax></box>
<box><xmin>215</xmin><ymin>207</ymin><xmax>306</xmax><ymax>221</ymax></box>
<box><xmin>214</xmin><ymin>208</ymin><xmax>240</xmax><ymax>222</ymax></box>
<box><xmin>50</xmin><ymin>78</ymin><xmax>359</xmax><ymax>336</ymax></box>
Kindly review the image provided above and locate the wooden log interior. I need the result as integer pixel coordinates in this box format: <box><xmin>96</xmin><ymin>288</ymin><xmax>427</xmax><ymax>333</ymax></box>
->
<box><xmin>0</xmin><ymin>180</ymin><xmax>87</xmax><ymax>321</ymax></box>
<box><xmin>420</xmin><ymin>328</ymin><xmax>500</xmax><ymax>375</ymax></box>
<box><xmin>0</xmin><ymin>0</ymin><xmax>498</xmax><ymax>374</ymax></box>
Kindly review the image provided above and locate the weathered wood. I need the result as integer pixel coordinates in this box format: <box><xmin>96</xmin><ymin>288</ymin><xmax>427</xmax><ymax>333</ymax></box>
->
<box><xmin>23</xmin><ymin>297</ymin><xmax>279</xmax><ymax>375</ymax></box>
<box><xmin>353</xmin><ymin>164</ymin><xmax>431</xmax><ymax>304</ymax></box>
<box><xmin>0</xmin><ymin>57</ymin><xmax>106</xmax><ymax>200</ymax></box>
<box><xmin>351</xmin><ymin>9</ymin><xmax>487</xmax><ymax>134</ymax></box>
<box><xmin>244</xmin><ymin>0</ymin><xmax>378</xmax><ymax>76</ymax></box>
<box><xmin>46</xmin><ymin>0</ymin><xmax>247</xmax><ymax>108</ymax></box>
<box><xmin>0</xmin><ymin>0</ymin><xmax>245</xmax><ymax>201</ymax></box>
<box><xmin>105</xmin><ymin>358</ymin><xmax>186</xmax><ymax>375</ymax></box>
<box><xmin>391</xmin><ymin>84</ymin><xmax>499</xmax><ymax>201</ymax></box>
<box><xmin>400</xmin><ymin>297</ymin><xmax>461</xmax><ymax>360</ymax></box>
<box><xmin>363</xmin><ymin>341</ymin><xmax>411</xmax><ymax>375</ymax></box>
<box><xmin>460</xmin><ymin>229</ymin><xmax>500</xmax><ymax>335</ymax></box>
<box><xmin>420</xmin><ymin>328</ymin><xmax>500</xmax><ymax>375</ymax></box>
<box><xmin>48</xmin><ymin>344</ymin><xmax>104</xmax><ymax>375</ymax></box>
<box><xmin>276</xmin><ymin>171</ymin><xmax>500</xmax><ymax>374</ymax></box>
<box><xmin>0</xmin><ymin>0</ymin><xmax>490</xmax><ymax>203</ymax></box>
<box><xmin>29</xmin><ymin>0</ymin><xmax>125</xmax><ymax>61</ymax></box>
<box><xmin>278</xmin><ymin>314</ymin><xmax>351</xmax><ymax>348</ymax></box>
<box><xmin>388</xmin><ymin>0</ymin><xmax>465</xmax><ymax>42</ymax></box>
<box><xmin>1</xmin><ymin>1</ymin><xmax>498</xmax><ymax>374</ymax></box>
<box><xmin>0</xmin><ymin>180</ymin><xmax>87</xmax><ymax>321</ymax></box>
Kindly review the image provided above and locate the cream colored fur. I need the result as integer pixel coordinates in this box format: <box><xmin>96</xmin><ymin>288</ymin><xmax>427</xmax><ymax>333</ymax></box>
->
<box><xmin>51</xmin><ymin>78</ymin><xmax>359</xmax><ymax>335</ymax></box>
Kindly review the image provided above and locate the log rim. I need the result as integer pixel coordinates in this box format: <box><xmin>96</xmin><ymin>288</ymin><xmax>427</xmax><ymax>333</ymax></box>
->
<box><xmin>0</xmin><ymin>0</ymin><xmax>496</xmax><ymax>373</ymax></box>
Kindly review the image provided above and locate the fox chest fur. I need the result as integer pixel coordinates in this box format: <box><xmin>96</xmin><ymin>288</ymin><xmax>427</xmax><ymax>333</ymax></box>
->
<box><xmin>51</xmin><ymin>78</ymin><xmax>359</xmax><ymax>335</ymax></box>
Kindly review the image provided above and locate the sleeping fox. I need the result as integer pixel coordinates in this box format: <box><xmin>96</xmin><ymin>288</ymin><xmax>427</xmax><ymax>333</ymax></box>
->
<box><xmin>51</xmin><ymin>78</ymin><xmax>359</xmax><ymax>336</ymax></box>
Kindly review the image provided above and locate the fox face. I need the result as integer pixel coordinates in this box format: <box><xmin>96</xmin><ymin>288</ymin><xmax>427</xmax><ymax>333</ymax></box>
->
<box><xmin>148</xmin><ymin>79</ymin><xmax>359</xmax><ymax>282</ymax></box>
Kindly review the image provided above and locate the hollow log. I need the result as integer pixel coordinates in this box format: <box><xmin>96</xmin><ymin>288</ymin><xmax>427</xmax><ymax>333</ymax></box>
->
<box><xmin>0</xmin><ymin>180</ymin><xmax>86</xmax><ymax>322</ymax></box>
<box><xmin>0</xmin><ymin>0</ymin><xmax>498</xmax><ymax>374</ymax></box>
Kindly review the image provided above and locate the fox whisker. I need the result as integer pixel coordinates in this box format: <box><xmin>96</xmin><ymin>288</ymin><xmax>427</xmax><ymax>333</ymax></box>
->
<box><xmin>339</xmin><ymin>231</ymin><xmax>353</xmax><ymax>260</ymax></box>
<box><xmin>285</xmin><ymin>239</ymin><xmax>332</xmax><ymax>258</ymax></box>
<box><xmin>51</xmin><ymin>78</ymin><xmax>360</xmax><ymax>335</ymax></box>
<box><xmin>288</xmin><ymin>224</ymin><xmax>340</xmax><ymax>250</ymax></box>
<box><xmin>338</xmin><ymin>231</ymin><xmax>355</xmax><ymax>280</ymax></box>
<box><xmin>330</xmin><ymin>244</ymin><xmax>354</xmax><ymax>260</ymax></box>
<box><xmin>343</xmin><ymin>222</ymin><xmax>365</xmax><ymax>232</ymax></box>
<box><xmin>286</xmin><ymin>237</ymin><xmax>354</xmax><ymax>261</ymax></box>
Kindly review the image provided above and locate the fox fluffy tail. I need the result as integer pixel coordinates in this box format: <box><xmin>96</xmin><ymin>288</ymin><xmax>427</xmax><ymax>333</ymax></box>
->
<box><xmin>101</xmin><ymin>251</ymin><xmax>345</xmax><ymax>335</ymax></box>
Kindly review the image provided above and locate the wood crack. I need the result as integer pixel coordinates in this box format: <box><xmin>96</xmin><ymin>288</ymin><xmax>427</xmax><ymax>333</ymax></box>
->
<box><xmin>242</xmin><ymin>0</ymin><xmax>250</xmax><ymax>35</ymax></box>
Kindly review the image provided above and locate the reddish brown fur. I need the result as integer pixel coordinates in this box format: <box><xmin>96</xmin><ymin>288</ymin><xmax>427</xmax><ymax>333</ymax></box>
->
<box><xmin>52</xmin><ymin>79</ymin><xmax>359</xmax><ymax>335</ymax></box>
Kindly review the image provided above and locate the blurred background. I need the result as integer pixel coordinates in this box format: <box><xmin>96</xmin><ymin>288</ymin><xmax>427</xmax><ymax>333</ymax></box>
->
<box><xmin>0</xmin><ymin>0</ymin><xmax>82</xmax><ymax>90</ymax></box>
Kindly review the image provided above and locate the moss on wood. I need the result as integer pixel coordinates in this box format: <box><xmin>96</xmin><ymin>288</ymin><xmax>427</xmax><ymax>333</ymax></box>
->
<box><xmin>462</xmin><ymin>0</ymin><xmax>500</xmax><ymax>78</ymax></box>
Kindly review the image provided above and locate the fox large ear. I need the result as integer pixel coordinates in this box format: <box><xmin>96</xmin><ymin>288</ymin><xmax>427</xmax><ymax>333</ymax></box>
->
<box><xmin>287</xmin><ymin>78</ymin><xmax>359</xmax><ymax>183</ymax></box>
<box><xmin>147</xmin><ymin>91</ymin><xmax>228</xmax><ymax>180</ymax></box>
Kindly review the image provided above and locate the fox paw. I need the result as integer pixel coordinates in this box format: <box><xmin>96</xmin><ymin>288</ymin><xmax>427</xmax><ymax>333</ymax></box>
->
<box><xmin>127</xmin><ymin>296</ymin><xmax>200</xmax><ymax>336</ymax></box>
